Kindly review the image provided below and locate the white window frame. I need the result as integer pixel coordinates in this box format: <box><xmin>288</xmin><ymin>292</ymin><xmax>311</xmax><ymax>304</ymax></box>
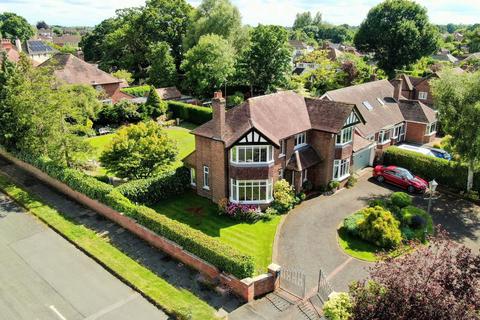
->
<box><xmin>230</xmin><ymin>179</ymin><xmax>273</xmax><ymax>204</ymax></box>
<box><xmin>294</xmin><ymin>132</ymin><xmax>307</xmax><ymax>149</ymax></box>
<box><xmin>425</xmin><ymin>121</ymin><xmax>437</xmax><ymax>135</ymax></box>
<box><xmin>336</xmin><ymin>126</ymin><xmax>354</xmax><ymax>145</ymax></box>
<box><xmin>190</xmin><ymin>168</ymin><xmax>196</xmax><ymax>186</ymax></box>
<box><xmin>391</xmin><ymin>123</ymin><xmax>404</xmax><ymax>139</ymax></box>
<box><xmin>418</xmin><ymin>91</ymin><xmax>428</xmax><ymax>100</ymax></box>
<box><xmin>333</xmin><ymin>159</ymin><xmax>350</xmax><ymax>181</ymax></box>
<box><xmin>377</xmin><ymin>130</ymin><xmax>391</xmax><ymax>145</ymax></box>
<box><xmin>279</xmin><ymin>139</ymin><xmax>286</xmax><ymax>157</ymax></box>
<box><xmin>230</xmin><ymin>145</ymin><xmax>274</xmax><ymax>165</ymax></box>
<box><xmin>203</xmin><ymin>166</ymin><xmax>209</xmax><ymax>190</ymax></box>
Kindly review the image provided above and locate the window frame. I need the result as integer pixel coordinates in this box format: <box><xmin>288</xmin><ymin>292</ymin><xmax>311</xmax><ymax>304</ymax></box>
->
<box><xmin>279</xmin><ymin>139</ymin><xmax>286</xmax><ymax>157</ymax></box>
<box><xmin>203</xmin><ymin>166</ymin><xmax>209</xmax><ymax>190</ymax></box>
<box><xmin>333</xmin><ymin>159</ymin><xmax>350</xmax><ymax>181</ymax></box>
<box><xmin>377</xmin><ymin>129</ymin><xmax>391</xmax><ymax>145</ymax></box>
<box><xmin>190</xmin><ymin>168</ymin><xmax>196</xmax><ymax>186</ymax></box>
<box><xmin>418</xmin><ymin>91</ymin><xmax>428</xmax><ymax>100</ymax></box>
<box><xmin>229</xmin><ymin>179</ymin><xmax>273</xmax><ymax>204</ymax></box>
<box><xmin>336</xmin><ymin>126</ymin><xmax>354</xmax><ymax>145</ymax></box>
<box><xmin>230</xmin><ymin>145</ymin><xmax>274</xmax><ymax>165</ymax></box>
<box><xmin>425</xmin><ymin>121</ymin><xmax>437</xmax><ymax>135</ymax></box>
<box><xmin>294</xmin><ymin>132</ymin><xmax>307</xmax><ymax>149</ymax></box>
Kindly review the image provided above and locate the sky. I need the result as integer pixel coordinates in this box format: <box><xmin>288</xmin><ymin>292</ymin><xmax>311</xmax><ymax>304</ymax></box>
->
<box><xmin>0</xmin><ymin>0</ymin><xmax>479</xmax><ymax>27</ymax></box>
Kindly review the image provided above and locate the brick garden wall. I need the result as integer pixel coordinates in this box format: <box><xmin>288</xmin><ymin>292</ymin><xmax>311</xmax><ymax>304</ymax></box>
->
<box><xmin>0</xmin><ymin>150</ymin><xmax>280</xmax><ymax>302</ymax></box>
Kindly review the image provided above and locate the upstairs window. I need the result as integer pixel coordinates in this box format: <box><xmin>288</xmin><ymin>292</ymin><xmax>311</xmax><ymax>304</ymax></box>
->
<box><xmin>203</xmin><ymin>166</ymin><xmax>209</xmax><ymax>189</ymax></box>
<box><xmin>294</xmin><ymin>132</ymin><xmax>306</xmax><ymax>148</ymax></box>
<box><xmin>230</xmin><ymin>145</ymin><xmax>274</xmax><ymax>164</ymax></box>
<box><xmin>418</xmin><ymin>91</ymin><xmax>428</xmax><ymax>100</ymax></box>
<box><xmin>336</xmin><ymin>126</ymin><xmax>353</xmax><ymax>145</ymax></box>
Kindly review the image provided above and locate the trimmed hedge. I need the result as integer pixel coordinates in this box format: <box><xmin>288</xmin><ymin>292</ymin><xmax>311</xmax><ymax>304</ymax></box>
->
<box><xmin>121</xmin><ymin>85</ymin><xmax>151</xmax><ymax>97</ymax></box>
<box><xmin>117</xmin><ymin>167</ymin><xmax>190</xmax><ymax>205</ymax></box>
<box><xmin>6</xmin><ymin>151</ymin><xmax>255</xmax><ymax>279</ymax></box>
<box><xmin>167</xmin><ymin>101</ymin><xmax>212</xmax><ymax>125</ymax></box>
<box><xmin>383</xmin><ymin>146</ymin><xmax>480</xmax><ymax>192</ymax></box>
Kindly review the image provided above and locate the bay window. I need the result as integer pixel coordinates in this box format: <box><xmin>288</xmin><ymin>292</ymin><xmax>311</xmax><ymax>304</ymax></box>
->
<box><xmin>230</xmin><ymin>145</ymin><xmax>274</xmax><ymax>164</ymax></box>
<box><xmin>294</xmin><ymin>132</ymin><xmax>306</xmax><ymax>148</ymax></box>
<box><xmin>336</xmin><ymin>126</ymin><xmax>353</xmax><ymax>145</ymax></box>
<box><xmin>378</xmin><ymin>130</ymin><xmax>390</xmax><ymax>144</ymax></box>
<box><xmin>230</xmin><ymin>179</ymin><xmax>273</xmax><ymax>203</ymax></box>
<box><xmin>426</xmin><ymin>122</ymin><xmax>437</xmax><ymax>135</ymax></box>
<box><xmin>333</xmin><ymin>159</ymin><xmax>350</xmax><ymax>181</ymax></box>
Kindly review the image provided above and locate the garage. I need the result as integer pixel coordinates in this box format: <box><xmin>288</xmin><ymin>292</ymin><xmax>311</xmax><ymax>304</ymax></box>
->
<box><xmin>353</xmin><ymin>134</ymin><xmax>375</xmax><ymax>172</ymax></box>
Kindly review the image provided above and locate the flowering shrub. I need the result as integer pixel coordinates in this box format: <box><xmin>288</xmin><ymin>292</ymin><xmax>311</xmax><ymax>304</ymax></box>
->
<box><xmin>224</xmin><ymin>202</ymin><xmax>263</xmax><ymax>222</ymax></box>
<box><xmin>323</xmin><ymin>292</ymin><xmax>353</xmax><ymax>320</ymax></box>
<box><xmin>272</xmin><ymin>179</ymin><xmax>296</xmax><ymax>213</ymax></box>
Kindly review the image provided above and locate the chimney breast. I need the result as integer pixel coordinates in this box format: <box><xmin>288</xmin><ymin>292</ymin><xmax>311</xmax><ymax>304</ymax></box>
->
<box><xmin>212</xmin><ymin>91</ymin><xmax>225</xmax><ymax>139</ymax></box>
<box><xmin>392</xmin><ymin>78</ymin><xmax>403</xmax><ymax>101</ymax></box>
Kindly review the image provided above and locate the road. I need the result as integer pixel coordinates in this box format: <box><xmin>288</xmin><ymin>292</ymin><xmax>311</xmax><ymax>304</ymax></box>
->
<box><xmin>0</xmin><ymin>192</ymin><xmax>168</xmax><ymax>320</ymax></box>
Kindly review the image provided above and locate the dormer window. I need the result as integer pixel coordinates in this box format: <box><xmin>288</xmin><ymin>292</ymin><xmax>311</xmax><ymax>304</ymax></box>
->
<box><xmin>294</xmin><ymin>132</ymin><xmax>306</xmax><ymax>149</ymax></box>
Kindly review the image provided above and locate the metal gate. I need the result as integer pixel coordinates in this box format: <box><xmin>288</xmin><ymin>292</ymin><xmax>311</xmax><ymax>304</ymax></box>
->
<box><xmin>279</xmin><ymin>268</ymin><xmax>306</xmax><ymax>298</ymax></box>
<box><xmin>316</xmin><ymin>269</ymin><xmax>334</xmax><ymax>303</ymax></box>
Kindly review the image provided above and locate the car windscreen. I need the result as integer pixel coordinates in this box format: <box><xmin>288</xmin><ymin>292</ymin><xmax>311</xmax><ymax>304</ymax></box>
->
<box><xmin>396</xmin><ymin>168</ymin><xmax>414</xmax><ymax>179</ymax></box>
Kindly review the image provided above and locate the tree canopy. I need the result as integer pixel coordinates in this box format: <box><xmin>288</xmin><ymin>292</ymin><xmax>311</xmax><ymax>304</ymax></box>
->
<box><xmin>0</xmin><ymin>12</ymin><xmax>34</xmax><ymax>42</ymax></box>
<box><xmin>146</xmin><ymin>41</ymin><xmax>177</xmax><ymax>88</ymax></box>
<box><xmin>354</xmin><ymin>0</ymin><xmax>439</xmax><ymax>77</ymax></box>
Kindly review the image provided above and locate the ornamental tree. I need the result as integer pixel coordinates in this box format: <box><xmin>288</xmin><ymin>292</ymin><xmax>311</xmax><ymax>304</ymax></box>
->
<box><xmin>354</xmin><ymin>0</ymin><xmax>439</xmax><ymax>77</ymax></box>
<box><xmin>0</xmin><ymin>12</ymin><xmax>34</xmax><ymax>42</ymax></box>
<box><xmin>349</xmin><ymin>230</ymin><xmax>480</xmax><ymax>320</ymax></box>
<box><xmin>100</xmin><ymin>121</ymin><xmax>178</xmax><ymax>179</ymax></box>
<box><xmin>431</xmin><ymin>70</ymin><xmax>480</xmax><ymax>191</ymax></box>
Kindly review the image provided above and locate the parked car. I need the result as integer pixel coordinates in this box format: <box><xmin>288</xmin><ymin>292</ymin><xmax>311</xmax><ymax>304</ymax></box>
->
<box><xmin>98</xmin><ymin>127</ymin><xmax>112</xmax><ymax>135</ymax></box>
<box><xmin>427</xmin><ymin>147</ymin><xmax>452</xmax><ymax>161</ymax></box>
<box><xmin>397</xmin><ymin>144</ymin><xmax>451</xmax><ymax>161</ymax></box>
<box><xmin>373</xmin><ymin>165</ymin><xmax>428</xmax><ymax>193</ymax></box>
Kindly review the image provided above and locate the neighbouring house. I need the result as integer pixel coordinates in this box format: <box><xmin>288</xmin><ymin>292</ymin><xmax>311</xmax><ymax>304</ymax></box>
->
<box><xmin>52</xmin><ymin>35</ymin><xmax>81</xmax><ymax>48</ymax></box>
<box><xmin>463</xmin><ymin>52</ymin><xmax>480</xmax><ymax>62</ymax></box>
<box><xmin>453</xmin><ymin>31</ymin><xmax>464</xmax><ymax>42</ymax></box>
<box><xmin>292</xmin><ymin>62</ymin><xmax>320</xmax><ymax>76</ymax></box>
<box><xmin>323</xmin><ymin>79</ymin><xmax>438</xmax><ymax>167</ymax></box>
<box><xmin>156</xmin><ymin>87</ymin><xmax>182</xmax><ymax>100</ymax></box>
<box><xmin>0</xmin><ymin>39</ymin><xmax>20</xmax><ymax>63</ymax></box>
<box><xmin>431</xmin><ymin>51</ymin><xmax>459</xmax><ymax>64</ymax></box>
<box><xmin>289</xmin><ymin>40</ymin><xmax>314</xmax><ymax>60</ymax></box>
<box><xmin>39</xmin><ymin>53</ymin><xmax>129</xmax><ymax>103</ymax></box>
<box><xmin>322</xmin><ymin>42</ymin><xmax>362</xmax><ymax>60</ymax></box>
<box><xmin>184</xmin><ymin>91</ymin><xmax>365</xmax><ymax>205</ymax></box>
<box><xmin>25</xmin><ymin>40</ymin><xmax>55</xmax><ymax>64</ymax></box>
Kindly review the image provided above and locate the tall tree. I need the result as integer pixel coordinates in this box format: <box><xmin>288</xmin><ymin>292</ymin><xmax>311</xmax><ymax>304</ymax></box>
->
<box><xmin>431</xmin><ymin>70</ymin><xmax>480</xmax><ymax>191</ymax></box>
<box><xmin>354</xmin><ymin>0</ymin><xmax>439</xmax><ymax>77</ymax></box>
<box><xmin>36</xmin><ymin>21</ymin><xmax>49</xmax><ymax>30</ymax></box>
<box><xmin>146</xmin><ymin>42</ymin><xmax>177</xmax><ymax>87</ymax></box>
<box><xmin>184</xmin><ymin>0</ymin><xmax>246</xmax><ymax>53</ymax></box>
<box><xmin>142</xmin><ymin>86</ymin><xmax>168</xmax><ymax>118</ymax></box>
<box><xmin>181</xmin><ymin>34</ymin><xmax>235</xmax><ymax>98</ymax></box>
<box><xmin>0</xmin><ymin>12</ymin><xmax>34</xmax><ymax>42</ymax></box>
<box><xmin>293</xmin><ymin>12</ymin><xmax>313</xmax><ymax>30</ymax></box>
<box><xmin>239</xmin><ymin>25</ymin><xmax>291</xmax><ymax>94</ymax></box>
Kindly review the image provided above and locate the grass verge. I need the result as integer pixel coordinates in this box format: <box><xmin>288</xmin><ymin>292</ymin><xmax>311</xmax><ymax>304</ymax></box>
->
<box><xmin>0</xmin><ymin>174</ymin><xmax>217</xmax><ymax>320</ymax></box>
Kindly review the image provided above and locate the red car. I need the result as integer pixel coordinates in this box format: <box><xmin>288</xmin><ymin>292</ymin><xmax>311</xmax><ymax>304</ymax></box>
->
<box><xmin>373</xmin><ymin>165</ymin><xmax>428</xmax><ymax>193</ymax></box>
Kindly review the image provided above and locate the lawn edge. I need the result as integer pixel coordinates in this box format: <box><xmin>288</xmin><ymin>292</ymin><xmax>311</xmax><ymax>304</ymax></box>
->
<box><xmin>0</xmin><ymin>173</ymin><xmax>218</xmax><ymax>320</ymax></box>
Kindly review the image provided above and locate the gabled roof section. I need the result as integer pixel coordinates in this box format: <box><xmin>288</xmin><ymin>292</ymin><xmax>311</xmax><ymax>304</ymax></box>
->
<box><xmin>286</xmin><ymin>145</ymin><xmax>321</xmax><ymax>171</ymax></box>
<box><xmin>39</xmin><ymin>53</ymin><xmax>122</xmax><ymax>86</ymax></box>
<box><xmin>192</xmin><ymin>91</ymin><xmax>360</xmax><ymax>147</ymax></box>
<box><xmin>398</xmin><ymin>99</ymin><xmax>437</xmax><ymax>123</ymax></box>
<box><xmin>324</xmin><ymin>80</ymin><xmax>405</xmax><ymax>136</ymax></box>
<box><xmin>156</xmin><ymin>87</ymin><xmax>182</xmax><ymax>100</ymax></box>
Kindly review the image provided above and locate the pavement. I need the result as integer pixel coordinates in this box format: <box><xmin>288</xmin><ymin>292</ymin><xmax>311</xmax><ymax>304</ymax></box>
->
<box><xmin>0</xmin><ymin>192</ymin><xmax>169</xmax><ymax>320</ymax></box>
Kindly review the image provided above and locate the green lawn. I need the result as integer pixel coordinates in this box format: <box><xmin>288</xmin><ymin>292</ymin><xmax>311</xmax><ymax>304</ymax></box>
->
<box><xmin>86</xmin><ymin>122</ymin><xmax>196</xmax><ymax>175</ymax></box>
<box><xmin>152</xmin><ymin>192</ymin><xmax>282</xmax><ymax>275</ymax></box>
<box><xmin>0</xmin><ymin>175</ymin><xmax>217</xmax><ymax>320</ymax></box>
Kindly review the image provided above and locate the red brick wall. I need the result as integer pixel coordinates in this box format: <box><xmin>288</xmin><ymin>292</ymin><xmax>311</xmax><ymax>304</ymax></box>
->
<box><xmin>414</xmin><ymin>81</ymin><xmax>434</xmax><ymax>107</ymax></box>
<box><xmin>405</xmin><ymin>122</ymin><xmax>428</xmax><ymax>144</ymax></box>
<box><xmin>229</xmin><ymin>164</ymin><xmax>274</xmax><ymax>180</ymax></box>
<box><xmin>100</xmin><ymin>82</ymin><xmax>121</xmax><ymax>98</ymax></box>
<box><xmin>308</xmin><ymin>131</ymin><xmax>336</xmax><ymax>187</ymax></box>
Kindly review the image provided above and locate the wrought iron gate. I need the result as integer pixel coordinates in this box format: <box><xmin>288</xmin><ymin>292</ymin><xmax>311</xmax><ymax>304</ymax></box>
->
<box><xmin>279</xmin><ymin>267</ymin><xmax>306</xmax><ymax>298</ymax></box>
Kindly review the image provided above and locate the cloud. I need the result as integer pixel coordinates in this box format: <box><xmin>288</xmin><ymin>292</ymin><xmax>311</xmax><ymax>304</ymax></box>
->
<box><xmin>0</xmin><ymin>0</ymin><xmax>478</xmax><ymax>27</ymax></box>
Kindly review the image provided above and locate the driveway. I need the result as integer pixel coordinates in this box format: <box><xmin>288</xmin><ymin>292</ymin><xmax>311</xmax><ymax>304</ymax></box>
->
<box><xmin>0</xmin><ymin>192</ymin><xmax>168</xmax><ymax>320</ymax></box>
<box><xmin>275</xmin><ymin>172</ymin><xmax>480</xmax><ymax>294</ymax></box>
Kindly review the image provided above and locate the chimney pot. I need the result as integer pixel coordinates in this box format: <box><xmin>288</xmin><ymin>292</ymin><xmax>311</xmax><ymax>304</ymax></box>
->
<box><xmin>213</xmin><ymin>91</ymin><xmax>223</xmax><ymax>99</ymax></box>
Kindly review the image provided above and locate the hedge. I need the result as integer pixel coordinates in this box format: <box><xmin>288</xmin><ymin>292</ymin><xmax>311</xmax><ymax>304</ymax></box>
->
<box><xmin>116</xmin><ymin>167</ymin><xmax>190</xmax><ymax>205</ymax></box>
<box><xmin>6</xmin><ymin>151</ymin><xmax>255</xmax><ymax>279</ymax></box>
<box><xmin>121</xmin><ymin>85</ymin><xmax>151</xmax><ymax>97</ymax></box>
<box><xmin>383</xmin><ymin>146</ymin><xmax>480</xmax><ymax>192</ymax></box>
<box><xmin>167</xmin><ymin>101</ymin><xmax>212</xmax><ymax>125</ymax></box>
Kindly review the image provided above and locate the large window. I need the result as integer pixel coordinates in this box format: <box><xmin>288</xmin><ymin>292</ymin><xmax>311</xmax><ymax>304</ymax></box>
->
<box><xmin>230</xmin><ymin>145</ymin><xmax>274</xmax><ymax>164</ymax></box>
<box><xmin>230</xmin><ymin>179</ymin><xmax>273</xmax><ymax>203</ymax></box>
<box><xmin>378</xmin><ymin>130</ymin><xmax>390</xmax><ymax>144</ymax></box>
<box><xmin>336</xmin><ymin>126</ymin><xmax>353</xmax><ymax>145</ymax></box>
<box><xmin>426</xmin><ymin>122</ymin><xmax>437</xmax><ymax>135</ymax></box>
<box><xmin>294</xmin><ymin>132</ymin><xmax>306</xmax><ymax>148</ymax></box>
<box><xmin>203</xmin><ymin>166</ymin><xmax>209</xmax><ymax>189</ymax></box>
<box><xmin>333</xmin><ymin>159</ymin><xmax>350</xmax><ymax>181</ymax></box>
<box><xmin>391</xmin><ymin>123</ymin><xmax>405</xmax><ymax>139</ymax></box>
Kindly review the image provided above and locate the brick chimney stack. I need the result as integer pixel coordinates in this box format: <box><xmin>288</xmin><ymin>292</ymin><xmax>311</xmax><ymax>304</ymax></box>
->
<box><xmin>212</xmin><ymin>91</ymin><xmax>225</xmax><ymax>139</ymax></box>
<box><xmin>392</xmin><ymin>78</ymin><xmax>403</xmax><ymax>101</ymax></box>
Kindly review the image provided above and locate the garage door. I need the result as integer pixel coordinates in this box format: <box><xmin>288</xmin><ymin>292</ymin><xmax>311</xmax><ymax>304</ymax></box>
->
<box><xmin>353</xmin><ymin>147</ymin><xmax>372</xmax><ymax>171</ymax></box>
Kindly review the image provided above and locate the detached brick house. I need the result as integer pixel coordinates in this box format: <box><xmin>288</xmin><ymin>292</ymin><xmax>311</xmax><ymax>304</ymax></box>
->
<box><xmin>322</xmin><ymin>79</ymin><xmax>438</xmax><ymax>169</ymax></box>
<box><xmin>184</xmin><ymin>91</ymin><xmax>365</xmax><ymax>205</ymax></box>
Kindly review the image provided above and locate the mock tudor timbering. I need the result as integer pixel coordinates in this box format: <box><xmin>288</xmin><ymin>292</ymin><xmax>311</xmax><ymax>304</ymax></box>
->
<box><xmin>184</xmin><ymin>91</ymin><xmax>365</xmax><ymax>205</ymax></box>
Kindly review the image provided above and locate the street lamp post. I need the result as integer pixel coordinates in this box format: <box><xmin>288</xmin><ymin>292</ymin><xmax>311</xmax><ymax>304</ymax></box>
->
<box><xmin>427</xmin><ymin>179</ymin><xmax>438</xmax><ymax>216</ymax></box>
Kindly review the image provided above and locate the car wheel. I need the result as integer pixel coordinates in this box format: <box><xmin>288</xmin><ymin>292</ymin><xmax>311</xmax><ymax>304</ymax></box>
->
<box><xmin>407</xmin><ymin>185</ymin><xmax>415</xmax><ymax>193</ymax></box>
<box><xmin>376</xmin><ymin>175</ymin><xmax>385</xmax><ymax>183</ymax></box>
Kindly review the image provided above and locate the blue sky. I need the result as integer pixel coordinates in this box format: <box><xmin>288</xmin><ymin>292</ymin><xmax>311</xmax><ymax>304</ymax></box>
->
<box><xmin>0</xmin><ymin>0</ymin><xmax>478</xmax><ymax>27</ymax></box>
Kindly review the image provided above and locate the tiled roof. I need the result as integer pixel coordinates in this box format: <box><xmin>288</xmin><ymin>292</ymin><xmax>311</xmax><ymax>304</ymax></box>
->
<box><xmin>26</xmin><ymin>40</ymin><xmax>54</xmax><ymax>54</ymax></box>
<box><xmin>52</xmin><ymin>35</ymin><xmax>81</xmax><ymax>45</ymax></box>
<box><xmin>156</xmin><ymin>87</ymin><xmax>182</xmax><ymax>100</ymax></box>
<box><xmin>193</xmin><ymin>91</ymin><xmax>358</xmax><ymax>148</ymax></box>
<box><xmin>324</xmin><ymin>80</ymin><xmax>406</xmax><ymax>136</ymax></box>
<box><xmin>39</xmin><ymin>53</ymin><xmax>122</xmax><ymax>86</ymax></box>
<box><xmin>353</xmin><ymin>133</ymin><xmax>374</xmax><ymax>152</ymax></box>
<box><xmin>286</xmin><ymin>145</ymin><xmax>321</xmax><ymax>171</ymax></box>
<box><xmin>398</xmin><ymin>99</ymin><xmax>437</xmax><ymax>123</ymax></box>
<box><xmin>288</xmin><ymin>40</ymin><xmax>307</xmax><ymax>49</ymax></box>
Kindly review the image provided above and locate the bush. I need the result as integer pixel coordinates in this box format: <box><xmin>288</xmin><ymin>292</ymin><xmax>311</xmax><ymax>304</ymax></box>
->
<box><xmin>265</xmin><ymin>207</ymin><xmax>278</xmax><ymax>216</ymax></box>
<box><xmin>96</xmin><ymin>100</ymin><xmax>142</xmax><ymax>126</ymax></box>
<box><xmin>217</xmin><ymin>197</ymin><xmax>229</xmax><ymax>215</ymax></box>
<box><xmin>167</xmin><ymin>101</ymin><xmax>212</xmax><ymax>125</ymax></box>
<box><xmin>116</xmin><ymin>167</ymin><xmax>190</xmax><ymax>205</ymax></box>
<box><xmin>323</xmin><ymin>292</ymin><xmax>353</xmax><ymax>320</ymax></box>
<box><xmin>390</xmin><ymin>192</ymin><xmax>412</xmax><ymax>208</ymax></box>
<box><xmin>224</xmin><ymin>202</ymin><xmax>262</xmax><ymax>223</ymax></box>
<box><xmin>343</xmin><ymin>212</ymin><xmax>364</xmax><ymax>237</ymax></box>
<box><xmin>384</xmin><ymin>146</ymin><xmax>480</xmax><ymax>192</ymax></box>
<box><xmin>357</xmin><ymin>206</ymin><xmax>402</xmax><ymax>249</ymax></box>
<box><xmin>272</xmin><ymin>179</ymin><xmax>296</xmax><ymax>213</ymax></box>
<box><xmin>226</xmin><ymin>92</ymin><xmax>244</xmax><ymax>107</ymax></box>
<box><xmin>302</xmin><ymin>180</ymin><xmax>313</xmax><ymax>192</ymax></box>
<box><xmin>328</xmin><ymin>180</ymin><xmax>340</xmax><ymax>191</ymax></box>
<box><xmin>347</xmin><ymin>175</ymin><xmax>357</xmax><ymax>188</ymax></box>
<box><xmin>400</xmin><ymin>206</ymin><xmax>433</xmax><ymax>232</ymax></box>
<box><xmin>121</xmin><ymin>85</ymin><xmax>151</xmax><ymax>97</ymax></box>
<box><xmin>368</xmin><ymin>199</ymin><xmax>387</xmax><ymax>208</ymax></box>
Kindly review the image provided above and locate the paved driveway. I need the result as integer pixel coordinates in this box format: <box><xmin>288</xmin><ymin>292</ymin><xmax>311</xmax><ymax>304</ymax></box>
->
<box><xmin>0</xmin><ymin>192</ymin><xmax>168</xmax><ymax>320</ymax></box>
<box><xmin>275</xmin><ymin>172</ymin><xmax>480</xmax><ymax>294</ymax></box>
